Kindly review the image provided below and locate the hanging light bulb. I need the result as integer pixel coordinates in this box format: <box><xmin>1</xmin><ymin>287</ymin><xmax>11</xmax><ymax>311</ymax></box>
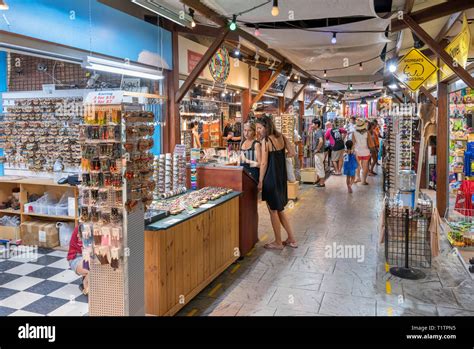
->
<box><xmin>229</xmin><ymin>15</ymin><xmax>237</xmax><ymax>31</ymax></box>
<box><xmin>325</xmin><ymin>80</ymin><xmax>329</xmax><ymax>88</ymax></box>
<box><xmin>271</xmin><ymin>0</ymin><xmax>279</xmax><ymax>16</ymax></box>
<box><xmin>359</xmin><ymin>62</ymin><xmax>363</xmax><ymax>71</ymax></box>
<box><xmin>349</xmin><ymin>84</ymin><xmax>353</xmax><ymax>91</ymax></box>
<box><xmin>324</xmin><ymin>70</ymin><xmax>327</xmax><ymax>77</ymax></box>
<box><xmin>388</xmin><ymin>63</ymin><xmax>396</xmax><ymax>73</ymax></box>
<box><xmin>254</xmin><ymin>25</ymin><xmax>260</xmax><ymax>37</ymax></box>
<box><xmin>331</xmin><ymin>32</ymin><xmax>337</xmax><ymax>45</ymax></box>
<box><xmin>234</xmin><ymin>43</ymin><xmax>241</xmax><ymax>57</ymax></box>
<box><xmin>0</xmin><ymin>0</ymin><xmax>8</xmax><ymax>10</ymax></box>
<box><xmin>189</xmin><ymin>8</ymin><xmax>196</xmax><ymax>28</ymax></box>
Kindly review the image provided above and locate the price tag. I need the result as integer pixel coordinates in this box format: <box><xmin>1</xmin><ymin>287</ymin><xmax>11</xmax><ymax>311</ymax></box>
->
<box><xmin>200</xmin><ymin>204</ymin><xmax>215</xmax><ymax>209</ymax></box>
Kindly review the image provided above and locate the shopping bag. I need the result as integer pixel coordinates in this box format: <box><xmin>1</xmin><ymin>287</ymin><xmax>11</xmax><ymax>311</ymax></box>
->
<box><xmin>286</xmin><ymin>158</ymin><xmax>296</xmax><ymax>182</ymax></box>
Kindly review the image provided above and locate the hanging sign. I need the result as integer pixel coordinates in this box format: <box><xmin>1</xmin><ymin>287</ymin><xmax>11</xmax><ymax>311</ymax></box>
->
<box><xmin>208</xmin><ymin>47</ymin><xmax>230</xmax><ymax>84</ymax></box>
<box><xmin>394</xmin><ymin>48</ymin><xmax>438</xmax><ymax>92</ymax></box>
<box><xmin>440</xmin><ymin>14</ymin><xmax>471</xmax><ymax>80</ymax></box>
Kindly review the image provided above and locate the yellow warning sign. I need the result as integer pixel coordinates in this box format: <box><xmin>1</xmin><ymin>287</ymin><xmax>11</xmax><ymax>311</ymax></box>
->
<box><xmin>394</xmin><ymin>48</ymin><xmax>438</xmax><ymax>92</ymax></box>
<box><xmin>440</xmin><ymin>14</ymin><xmax>471</xmax><ymax>80</ymax></box>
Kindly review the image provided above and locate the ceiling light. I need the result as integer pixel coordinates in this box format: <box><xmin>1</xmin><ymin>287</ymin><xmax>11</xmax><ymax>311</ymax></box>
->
<box><xmin>388</xmin><ymin>83</ymin><xmax>398</xmax><ymax>90</ymax></box>
<box><xmin>83</xmin><ymin>56</ymin><xmax>164</xmax><ymax>80</ymax></box>
<box><xmin>349</xmin><ymin>84</ymin><xmax>353</xmax><ymax>91</ymax></box>
<box><xmin>331</xmin><ymin>32</ymin><xmax>337</xmax><ymax>45</ymax></box>
<box><xmin>189</xmin><ymin>8</ymin><xmax>196</xmax><ymax>28</ymax></box>
<box><xmin>388</xmin><ymin>63</ymin><xmax>396</xmax><ymax>73</ymax></box>
<box><xmin>271</xmin><ymin>0</ymin><xmax>279</xmax><ymax>16</ymax></box>
<box><xmin>230</xmin><ymin>15</ymin><xmax>237</xmax><ymax>31</ymax></box>
<box><xmin>254</xmin><ymin>25</ymin><xmax>260</xmax><ymax>37</ymax></box>
<box><xmin>324</xmin><ymin>70</ymin><xmax>327</xmax><ymax>77</ymax></box>
<box><xmin>132</xmin><ymin>0</ymin><xmax>193</xmax><ymax>28</ymax></box>
<box><xmin>325</xmin><ymin>80</ymin><xmax>329</xmax><ymax>88</ymax></box>
<box><xmin>234</xmin><ymin>43</ymin><xmax>241</xmax><ymax>57</ymax></box>
<box><xmin>359</xmin><ymin>62</ymin><xmax>363</xmax><ymax>71</ymax></box>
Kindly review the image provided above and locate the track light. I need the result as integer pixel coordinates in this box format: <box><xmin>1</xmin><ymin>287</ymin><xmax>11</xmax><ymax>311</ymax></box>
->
<box><xmin>229</xmin><ymin>15</ymin><xmax>237</xmax><ymax>31</ymax></box>
<box><xmin>254</xmin><ymin>25</ymin><xmax>260</xmax><ymax>37</ymax></box>
<box><xmin>271</xmin><ymin>0</ymin><xmax>279</xmax><ymax>16</ymax></box>
<box><xmin>189</xmin><ymin>8</ymin><xmax>196</xmax><ymax>28</ymax></box>
<box><xmin>331</xmin><ymin>32</ymin><xmax>337</xmax><ymax>45</ymax></box>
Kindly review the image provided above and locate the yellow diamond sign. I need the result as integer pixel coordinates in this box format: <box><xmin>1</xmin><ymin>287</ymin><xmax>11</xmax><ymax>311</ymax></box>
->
<box><xmin>394</xmin><ymin>48</ymin><xmax>438</xmax><ymax>92</ymax></box>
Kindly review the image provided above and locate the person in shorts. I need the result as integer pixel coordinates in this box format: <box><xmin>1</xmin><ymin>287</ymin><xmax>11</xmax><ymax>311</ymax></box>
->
<box><xmin>325</xmin><ymin>122</ymin><xmax>347</xmax><ymax>175</ymax></box>
<box><xmin>311</xmin><ymin>119</ymin><xmax>326</xmax><ymax>187</ymax></box>
<box><xmin>343</xmin><ymin>140</ymin><xmax>358</xmax><ymax>193</ymax></box>
<box><xmin>67</xmin><ymin>226</ymin><xmax>89</xmax><ymax>295</ymax></box>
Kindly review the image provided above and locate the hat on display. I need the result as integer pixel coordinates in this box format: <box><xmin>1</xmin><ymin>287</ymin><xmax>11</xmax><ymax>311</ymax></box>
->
<box><xmin>356</xmin><ymin>119</ymin><xmax>367</xmax><ymax>131</ymax></box>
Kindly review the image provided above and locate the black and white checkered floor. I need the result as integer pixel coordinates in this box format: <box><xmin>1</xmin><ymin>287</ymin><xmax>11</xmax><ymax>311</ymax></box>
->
<box><xmin>0</xmin><ymin>247</ymin><xmax>88</xmax><ymax>316</ymax></box>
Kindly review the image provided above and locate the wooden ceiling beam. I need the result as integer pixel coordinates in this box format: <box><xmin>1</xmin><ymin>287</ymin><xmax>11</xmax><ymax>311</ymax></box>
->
<box><xmin>175</xmin><ymin>26</ymin><xmax>230</xmax><ymax>103</ymax></box>
<box><xmin>419</xmin><ymin>86</ymin><xmax>437</xmax><ymax>106</ymax></box>
<box><xmin>391</xmin><ymin>0</ymin><xmax>474</xmax><ymax>33</ymax></box>
<box><xmin>402</xmin><ymin>14</ymin><xmax>474</xmax><ymax>89</ymax></box>
<box><xmin>251</xmin><ymin>62</ymin><xmax>286</xmax><ymax>106</ymax></box>
<box><xmin>284</xmin><ymin>83</ymin><xmax>308</xmax><ymax>112</ymax></box>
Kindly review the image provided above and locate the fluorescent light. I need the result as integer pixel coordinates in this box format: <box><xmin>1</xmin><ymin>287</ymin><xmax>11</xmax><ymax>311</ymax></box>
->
<box><xmin>0</xmin><ymin>0</ymin><xmax>8</xmax><ymax>10</ymax></box>
<box><xmin>131</xmin><ymin>0</ymin><xmax>192</xmax><ymax>27</ymax></box>
<box><xmin>84</xmin><ymin>56</ymin><xmax>164</xmax><ymax>80</ymax></box>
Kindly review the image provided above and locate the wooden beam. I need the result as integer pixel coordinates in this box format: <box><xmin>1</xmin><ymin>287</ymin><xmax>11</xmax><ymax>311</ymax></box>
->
<box><xmin>403</xmin><ymin>0</ymin><xmax>415</xmax><ymax>14</ymax></box>
<box><xmin>388</xmin><ymin>87</ymin><xmax>404</xmax><ymax>104</ymax></box>
<box><xmin>419</xmin><ymin>86</ymin><xmax>437</xmax><ymax>106</ymax></box>
<box><xmin>306</xmin><ymin>94</ymin><xmax>319</xmax><ymax>110</ymax></box>
<box><xmin>181</xmin><ymin>0</ymin><xmax>319</xmax><ymax>85</ymax></box>
<box><xmin>435</xmin><ymin>11</ymin><xmax>463</xmax><ymax>43</ymax></box>
<box><xmin>251</xmin><ymin>63</ymin><xmax>286</xmax><ymax>106</ymax></box>
<box><xmin>391</xmin><ymin>0</ymin><xmax>474</xmax><ymax>33</ymax></box>
<box><xmin>401</xmin><ymin>89</ymin><xmax>415</xmax><ymax>103</ymax></box>
<box><xmin>175</xmin><ymin>26</ymin><xmax>230</xmax><ymax>103</ymax></box>
<box><xmin>284</xmin><ymin>83</ymin><xmax>308</xmax><ymax>112</ymax></box>
<box><xmin>402</xmin><ymin>14</ymin><xmax>474</xmax><ymax>89</ymax></box>
<box><xmin>436</xmin><ymin>81</ymin><xmax>448</xmax><ymax>215</ymax></box>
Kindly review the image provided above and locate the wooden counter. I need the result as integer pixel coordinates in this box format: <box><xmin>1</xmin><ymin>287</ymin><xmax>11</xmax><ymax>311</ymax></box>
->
<box><xmin>187</xmin><ymin>164</ymin><xmax>259</xmax><ymax>256</ymax></box>
<box><xmin>145</xmin><ymin>192</ymin><xmax>240</xmax><ymax>316</ymax></box>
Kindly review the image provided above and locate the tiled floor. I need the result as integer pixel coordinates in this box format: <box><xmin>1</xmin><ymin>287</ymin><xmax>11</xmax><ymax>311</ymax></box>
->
<box><xmin>2</xmin><ymin>171</ymin><xmax>473</xmax><ymax>317</ymax></box>
<box><xmin>176</xmin><ymin>173</ymin><xmax>474</xmax><ymax>317</ymax></box>
<box><xmin>0</xmin><ymin>247</ymin><xmax>87</xmax><ymax>316</ymax></box>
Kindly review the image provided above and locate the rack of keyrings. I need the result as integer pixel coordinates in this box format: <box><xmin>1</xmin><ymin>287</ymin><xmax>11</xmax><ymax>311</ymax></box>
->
<box><xmin>79</xmin><ymin>98</ymin><xmax>155</xmax><ymax>316</ymax></box>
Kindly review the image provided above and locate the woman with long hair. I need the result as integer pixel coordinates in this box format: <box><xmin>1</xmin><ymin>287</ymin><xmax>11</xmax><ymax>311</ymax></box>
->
<box><xmin>240</xmin><ymin>121</ymin><xmax>261</xmax><ymax>181</ymax></box>
<box><xmin>255</xmin><ymin>116</ymin><xmax>297</xmax><ymax>249</ymax></box>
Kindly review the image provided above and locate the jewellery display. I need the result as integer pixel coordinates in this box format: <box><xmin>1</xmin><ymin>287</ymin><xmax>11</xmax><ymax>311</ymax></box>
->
<box><xmin>149</xmin><ymin>186</ymin><xmax>232</xmax><ymax>215</ymax></box>
<box><xmin>79</xmin><ymin>103</ymin><xmax>154</xmax><ymax>270</ymax></box>
<box><xmin>0</xmin><ymin>97</ymin><xmax>82</xmax><ymax>171</ymax></box>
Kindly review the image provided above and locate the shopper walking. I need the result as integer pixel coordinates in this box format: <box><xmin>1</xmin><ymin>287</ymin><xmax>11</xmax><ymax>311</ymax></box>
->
<box><xmin>367</xmin><ymin>121</ymin><xmax>380</xmax><ymax>176</ymax></box>
<box><xmin>240</xmin><ymin>121</ymin><xmax>261</xmax><ymax>181</ymax></box>
<box><xmin>311</xmin><ymin>119</ymin><xmax>326</xmax><ymax>187</ymax></box>
<box><xmin>347</xmin><ymin>116</ymin><xmax>356</xmax><ymax>141</ymax></box>
<box><xmin>343</xmin><ymin>140</ymin><xmax>358</xmax><ymax>193</ymax></box>
<box><xmin>325</xmin><ymin>121</ymin><xmax>347</xmax><ymax>175</ymax></box>
<box><xmin>324</xmin><ymin>121</ymin><xmax>331</xmax><ymax>171</ymax></box>
<box><xmin>256</xmin><ymin>115</ymin><xmax>297</xmax><ymax>250</ymax></box>
<box><xmin>353</xmin><ymin>119</ymin><xmax>370</xmax><ymax>185</ymax></box>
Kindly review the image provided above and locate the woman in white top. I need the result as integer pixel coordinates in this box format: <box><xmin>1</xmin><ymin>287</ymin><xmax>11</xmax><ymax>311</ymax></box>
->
<box><xmin>352</xmin><ymin>119</ymin><xmax>370</xmax><ymax>185</ymax></box>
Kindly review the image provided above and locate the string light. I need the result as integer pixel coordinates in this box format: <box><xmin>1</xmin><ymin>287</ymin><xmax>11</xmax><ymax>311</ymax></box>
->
<box><xmin>234</xmin><ymin>43</ymin><xmax>241</xmax><ymax>57</ymax></box>
<box><xmin>271</xmin><ymin>0</ymin><xmax>279</xmax><ymax>16</ymax></box>
<box><xmin>331</xmin><ymin>32</ymin><xmax>337</xmax><ymax>45</ymax></box>
<box><xmin>349</xmin><ymin>84</ymin><xmax>353</xmax><ymax>91</ymax></box>
<box><xmin>189</xmin><ymin>8</ymin><xmax>196</xmax><ymax>28</ymax></box>
<box><xmin>229</xmin><ymin>15</ymin><xmax>237</xmax><ymax>31</ymax></box>
<box><xmin>324</xmin><ymin>70</ymin><xmax>327</xmax><ymax>77</ymax></box>
<box><xmin>359</xmin><ymin>62</ymin><xmax>363</xmax><ymax>71</ymax></box>
<box><xmin>254</xmin><ymin>24</ymin><xmax>260</xmax><ymax>37</ymax></box>
<box><xmin>388</xmin><ymin>63</ymin><xmax>396</xmax><ymax>73</ymax></box>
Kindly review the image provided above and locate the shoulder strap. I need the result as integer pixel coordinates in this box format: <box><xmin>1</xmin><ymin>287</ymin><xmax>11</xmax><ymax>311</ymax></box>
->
<box><xmin>267</xmin><ymin>136</ymin><xmax>276</xmax><ymax>151</ymax></box>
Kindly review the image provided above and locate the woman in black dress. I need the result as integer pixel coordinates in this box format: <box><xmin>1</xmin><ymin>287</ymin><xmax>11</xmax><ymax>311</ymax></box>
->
<box><xmin>256</xmin><ymin>116</ymin><xmax>297</xmax><ymax>250</ymax></box>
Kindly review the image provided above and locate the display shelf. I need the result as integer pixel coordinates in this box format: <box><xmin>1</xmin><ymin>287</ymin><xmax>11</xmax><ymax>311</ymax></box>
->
<box><xmin>0</xmin><ymin>209</ymin><xmax>21</xmax><ymax>215</ymax></box>
<box><xmin>22</xmin><ymin>213</ymin><xmax>75</xmax><ymax>221</ymax></box>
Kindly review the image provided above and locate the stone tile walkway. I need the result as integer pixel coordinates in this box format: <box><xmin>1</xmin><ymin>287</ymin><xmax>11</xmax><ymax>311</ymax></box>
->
<box><xmin>177</xmin><ymin>173</ymin><xmax>474</xmax><ymax>316</ymax></box>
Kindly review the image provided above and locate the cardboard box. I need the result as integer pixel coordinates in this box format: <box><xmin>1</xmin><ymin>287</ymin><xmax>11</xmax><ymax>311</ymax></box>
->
<box><xmin>301</xmin><ymin>168</ymin><xmax>318</xmax><ymax>184</ymax></box>
<box><xmin>0</xmin><ymin>226</ymin><xmax>21</xmax><ymax>241</ymax></box>
<box><xmin>20</xmin><ymin>221</ymin><xmax>59</xmax><ymax>248</ymax></box>
<box><xmin>288</xmin><ymin>181</ymin><xmax>299</xmax><ymax>200</ymax></box>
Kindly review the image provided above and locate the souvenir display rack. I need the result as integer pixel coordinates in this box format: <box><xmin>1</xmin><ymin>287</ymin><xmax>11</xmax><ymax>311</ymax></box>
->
<box><xmin>0</xmin><ymin>94</ymin><xmax>83</xmax><ymax>173</ymax></box>
<box><xmin>152</xmin><ymin>153</ymin><xmax>187</xmax><ymax>200</ymax></box>
<box><xmin>80</xmin><ymin>93</ymin><xmax>153</xmax><ymax>316</ymax></box>
<box><xmin>382</xmin><ymin>112</ymin><xmax>395</xmax><ymax>193</ymax></box>
<box><xmin>395</xmin><ymin>105</ymin><xmax>416</xmax><ymax>190</ymax></box>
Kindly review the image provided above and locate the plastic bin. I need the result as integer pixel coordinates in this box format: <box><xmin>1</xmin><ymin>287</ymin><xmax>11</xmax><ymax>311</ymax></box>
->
<box><xmin>54</xmin><ymin>205</ymin><xmax>68</xmax><ymax>216</ymax></box>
